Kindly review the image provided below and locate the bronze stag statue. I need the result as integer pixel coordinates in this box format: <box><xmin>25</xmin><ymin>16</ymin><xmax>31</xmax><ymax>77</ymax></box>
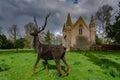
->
<box><xmin>30</xmin><ymin>14</ymin><xmax>69</xmax><ymax>77</ymax></box>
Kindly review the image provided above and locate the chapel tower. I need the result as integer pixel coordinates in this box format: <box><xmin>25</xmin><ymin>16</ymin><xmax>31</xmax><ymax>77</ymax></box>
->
<box><xmin>62</xmin><ymin>13</ymin><xmax>72</xmax><ymax>50</ymax></box>
<box><xmin>89</xmin><ymin>15</ymin><xmax>95</xmax><ymax>46</ymax></box>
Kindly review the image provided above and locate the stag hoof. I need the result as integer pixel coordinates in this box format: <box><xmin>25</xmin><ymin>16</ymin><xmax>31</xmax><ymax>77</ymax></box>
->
<box><xmin>59</xmin><ymin>73</ymin><xmax>62</xmax><ymax>77</ymax></box>
<box><xmin>55</xmin><ymin>73</ymin><xmax>62</xmax><ymax>77</ymax></box>
<box><xmin>32</xmin><ymin>69</ymin><xmax>36</xmax><ymax>76</ymax></box>
<box><xmin>61</xmin><ymin>72</ymin><xmax>69</xmax><ymax>77</ymax></box>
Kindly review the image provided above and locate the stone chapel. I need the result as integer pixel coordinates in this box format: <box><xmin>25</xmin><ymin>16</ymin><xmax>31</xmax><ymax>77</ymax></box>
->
<box><xmin>62</xmin><ymin>13</ymin><xmax>95</xmax><ymax>50</ymax></box>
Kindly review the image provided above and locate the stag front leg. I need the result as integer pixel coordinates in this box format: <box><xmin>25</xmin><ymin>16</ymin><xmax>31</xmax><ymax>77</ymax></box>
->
<box><xmin>55</xmin><ymin>59</ymin><xmax>62</xmax><ymax>77</ymax></box>
<box><xmin>45</xmin><ymin>60</ymin><xmax>49</xmax><ymax>73</ymax></box>
<box><xmin>33</xmin><ymin>55</ymin><xmax>41</xmax><ymax>75</ymax></box>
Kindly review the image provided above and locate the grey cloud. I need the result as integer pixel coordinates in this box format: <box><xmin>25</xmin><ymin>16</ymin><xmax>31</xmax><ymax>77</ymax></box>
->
<box><xmin>0</xmin><ymin>0</ymin><xmax>119</xmax><ymax>35</ymax></box>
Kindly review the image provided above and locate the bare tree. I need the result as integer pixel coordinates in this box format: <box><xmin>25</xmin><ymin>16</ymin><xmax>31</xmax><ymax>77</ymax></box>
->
<box><xmin>50</xmin><ymin>33</ymin><xmax>62</xmax><ymax>45</ymax></box>
<box><xmin>8</xmin><ymin>24</ymin><xmax>19</xmax><ymax>42</ymax></box>
<box><xmin>54</xmin><ymin>35</ymin><xmax>62</xmax><ymax>45</ymax></box>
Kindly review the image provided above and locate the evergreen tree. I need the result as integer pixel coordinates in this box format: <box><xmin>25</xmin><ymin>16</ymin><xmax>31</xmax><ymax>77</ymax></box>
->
<box><xmin>43</xmin><ymin>30</ymin><xmax>51</xmax><ymax>44</ymax></box>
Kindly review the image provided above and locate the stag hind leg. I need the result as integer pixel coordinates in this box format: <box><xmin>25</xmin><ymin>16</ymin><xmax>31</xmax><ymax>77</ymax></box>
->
<box><xmin>54</xmin><ymin>59</ymin><xmax>62</xmax><ymax>77</ymax></box>
<box><xmin>33</xmin><ymin>55</ymin><xmax>41</xmax><ymax>75</ymax></box>
<box><xmin>61</xmin><ymin>57</ymin><xmax>69</xmax><ymax>77</ymax></box>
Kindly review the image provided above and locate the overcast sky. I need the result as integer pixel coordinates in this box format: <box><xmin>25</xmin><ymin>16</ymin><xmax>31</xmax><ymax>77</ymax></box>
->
<box><xmin>0</xmin><ymin>0</ymin><xmax>119</xmax><ymax>35</ymax></box>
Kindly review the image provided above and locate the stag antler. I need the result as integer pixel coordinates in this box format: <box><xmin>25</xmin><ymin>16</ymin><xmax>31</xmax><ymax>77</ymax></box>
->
<box><xmin>34</xmin><ymin>16</ymin><xmax>39</xmax><ymax>30</ymax></box>
<box><xmin>33</xmin><ymin>13</ymin><xmax>50</xmax><ymax>33</ymax></box>
<box><xmin>39</xmin><ymin>13</ymin><xmax>50</xmax><ymax>32</ymax></box>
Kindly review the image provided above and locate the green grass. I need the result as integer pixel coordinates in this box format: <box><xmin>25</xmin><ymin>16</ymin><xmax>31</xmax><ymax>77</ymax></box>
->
<box><xmin>0</xmin><ymin>50</ymin><xmax>120</xmax><ymax>80</ymax></box>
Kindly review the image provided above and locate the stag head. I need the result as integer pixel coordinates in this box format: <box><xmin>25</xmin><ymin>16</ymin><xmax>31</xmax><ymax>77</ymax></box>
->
<box><xmin>30</xmin><ymin>13</ymin><xmax>50</xmax><ymax>36</ymax></box>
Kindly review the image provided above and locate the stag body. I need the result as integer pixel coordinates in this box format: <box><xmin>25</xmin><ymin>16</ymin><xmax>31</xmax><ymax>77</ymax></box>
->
<box><xmin>31</xmin><ymin>14</ymin><xmax>69</xmax><ymax>77</ymax></box>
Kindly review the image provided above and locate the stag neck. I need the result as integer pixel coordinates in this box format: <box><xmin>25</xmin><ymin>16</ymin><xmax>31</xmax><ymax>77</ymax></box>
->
<box><xmin>33</xmin><ymin>36</ymin><xmax>41</xmax><ymax>52</ymax></box>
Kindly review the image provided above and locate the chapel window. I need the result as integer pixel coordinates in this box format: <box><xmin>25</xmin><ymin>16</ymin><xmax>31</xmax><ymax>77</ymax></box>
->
<box><xmin>79</xmin><ymin>25</ymin><xmax>83</xmax><ymax>35</ymax></box>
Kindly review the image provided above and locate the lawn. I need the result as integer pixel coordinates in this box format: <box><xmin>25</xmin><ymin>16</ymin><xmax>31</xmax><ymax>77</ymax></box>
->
<box><xmin>0</xmin><ymin>50</ymin><xmax>120</xmax><ymax>80</ymax></box>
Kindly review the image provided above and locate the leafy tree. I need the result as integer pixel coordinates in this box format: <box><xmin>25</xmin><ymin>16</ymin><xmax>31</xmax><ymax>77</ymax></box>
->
<box><xmin>0</xmin><ymin>34</ymin><xmax>7</xmax><ymax>48</ymax></box>
<box><xmin>14</xmin><ymin>38</ymin><xmax>25</xmax><ymax>49</ymax></box>
<box><xmin>0</xmin><ymin>34</ymin><xmax>14</xmax><ymax>49</ymax></box>
<box><xmin>106</xmin><ymin>2</ymin><xmax>120</xmax><ymax>44</ymax></box>
<box><xmin>5</xmin><ymin>40</ymin><xmax>14</xmax><ymax>49</ymax></box>
<box><xmin>95</xmin><ymin>4</ymin><xmax>113</xmax><ymax>43</ymax></box>
<box><xmin>43</xmin><ymin>30</ymin><xmax>51</xmax><ymax>44</ymax></box>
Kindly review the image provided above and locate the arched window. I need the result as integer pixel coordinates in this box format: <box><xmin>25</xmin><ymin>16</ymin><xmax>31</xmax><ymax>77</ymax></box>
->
<box><xmin>79</xmin><ymin>25</ymin><xmax>83</xmax><ymax>35</ymax></box>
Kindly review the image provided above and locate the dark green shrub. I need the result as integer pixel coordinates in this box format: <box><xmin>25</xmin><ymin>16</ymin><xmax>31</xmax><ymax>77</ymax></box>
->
<box><xmin>88</xmin><ymin>68</ymin><xmax>94</xmax><ymax>73</ymax></box>
<box><xmin>1</xmin><ymin>59</ymin><xmax>5</xmax><ymax>62</ymax></box>
<box><xmin>10</xmin><ymin>56</ymin><xmax>14</xmax><ymax>59</ymax></box>
<box><xmin>0</xmin><ymin>63</ymin><xmax>10</xmax><ymax>72</ymax></box>
<box><xmin>101</xmin><ymin>63</ymin><xmax>109</xmax><ymax>69</ymax></box>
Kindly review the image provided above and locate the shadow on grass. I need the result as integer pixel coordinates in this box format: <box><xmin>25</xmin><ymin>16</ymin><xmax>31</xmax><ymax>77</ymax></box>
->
<box><xmin>42</xmin><ymin>61</ymin><xmax>65</xmax><ymax>71</ymax></box>
<box><xmin>83</xmin><ymin>53</ymin><xmax>120</xmax><ymax>71</ymax></box>
<box><xmin>73</xmin><ymin>50</ymin><xmax>120</xmax><ymax>56</ymax></box>
<box><xmin>35</xmin><ymin>63</ymin><xmax>65</xmax><ymax>74</ymax></box>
